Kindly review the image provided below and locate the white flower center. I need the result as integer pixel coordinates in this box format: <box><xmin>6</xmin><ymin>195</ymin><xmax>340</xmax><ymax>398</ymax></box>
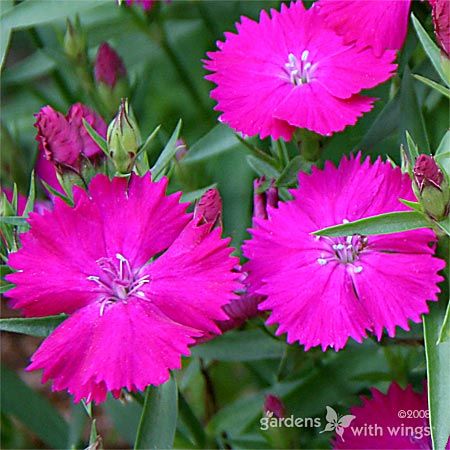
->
<box><xmin>284</xmin><ymin>50</ymin><xmax>316</xmax><ymax>85</ymax></box>
<box><xmin>87</xmin><ymin>253</ymin><xmax>150</xmax><ymax>315</ymax></box>
<box><xmin>316</xmin><ymin>234</ymin><xmax>368</xmax><ymax>273</ymax></box>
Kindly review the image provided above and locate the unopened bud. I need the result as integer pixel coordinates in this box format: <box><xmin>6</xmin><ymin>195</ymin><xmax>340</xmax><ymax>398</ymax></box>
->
<box><xmin>107</xmin><ymin>99</ymin><xmax>141</xmax><ymax>174</ymax></box>
<box><xmin>64</xmin><ymin>17</ymin><xmax>87</xmax><ymax>61</ymax></box>
<box><xmin>413</xmin><ymin>154</ymin><xmax>449</xmax><ymax>220</ymax></box>
<box><xmin>264</xmin><ymin>395</ymin><xmax>285</xmax><ymax>419</ymax></box>
<box><xmin>253</xmin><ymin>178</ymin><xmax>279</xmax><ymax>220</ymax></box>
<box><xmin>430</xmin><ymin>0</ymin><xmax>450</xmax><ymax>57</ymax></box>
<box><xmin>194</xmin><ymin>189</ymin><xmax>222</xmax><ymax>229</ymax></box>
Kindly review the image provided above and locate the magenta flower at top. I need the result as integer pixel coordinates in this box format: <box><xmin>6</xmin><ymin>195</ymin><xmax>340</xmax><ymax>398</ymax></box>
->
<box><xmin>316</xmin><ymin>0</ymin><xmax>411</xmax><ymax>57</ymax></box>
<box><xmin>204</xmin><ymin>2</ymin><xmax>397</xmax><ymax>140</ymax></box>
<box><xmin>123</xmin><ymin>0</ymin><xmax>155</xmax><ymax>11</ymax></box>
<box><xmin>34</xmin><ymin>103</ymin><xmax>107</xmax><ymax>192</ymax></box>
<box><xmin>429</xmin><ymin>0</ymin><xmax>450</xmax><ymax>57</ymax></box>
<box><xmin>333</xmin><ymin>382</ymin><xmax>449</xmax><ymax>449</ymax></box>
<box><xmin>5</xmin><ymin>174</ymin><xmax>238</xmax><ymax>403</ymax></box>
<box><xmin>94</xmin><ymin>43</ymin><xmax>127</xmax><ymax>88</ymax></box>
<box><xmin>243</xmin><ymin>154</ymin><xmax>445</xmax><ymax>351</ymax></box>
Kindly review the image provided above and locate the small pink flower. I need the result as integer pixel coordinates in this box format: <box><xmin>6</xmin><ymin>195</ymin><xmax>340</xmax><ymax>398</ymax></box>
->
<box><xmin>204</xmin><ymin>2</ymin><xmax>397</xmax><ymax>140</ymax></box>
<box><xmin>94</xmin><ymin>43</ymin><xmax>127</xmax><ymax>89</ymax></box>
<box><xmin>332</xmin><ymin>383</ymin><xmax>449</xmax><ymax>449</ymax></box>
<box><xmin>429</xmin><ymin>0</ymin><xmax>450</xmax><ymax>56</ymax></box>
<box><xmin>243</xmin><ymin>154</ymin><xmax>445</xmax><ymax>351</ymax></box>
<box><xmin>316</xmin><ymin>0</ymin><xmax>411</xmax><ymax>57</ymax></box>
<box><xmin>5</xmin><ymin>174</ymin><xmax>239</xmax><ymax>403</ymax></box>
<box><xmin>34</xmin><ymin>103</ymin><xmax>107</xmax><ymax>191</ymax></box>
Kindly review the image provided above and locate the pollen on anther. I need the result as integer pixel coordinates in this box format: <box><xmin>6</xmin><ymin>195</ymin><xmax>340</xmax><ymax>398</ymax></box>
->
<box><xmin>353</xmin><ymin>266</ymin><xmax>363</xmax><ymax>273</ymax></box>
<box><xmin>317</xmin><ymin>258</ymin><xmax>328</xmax><ymax>266</ymax></box>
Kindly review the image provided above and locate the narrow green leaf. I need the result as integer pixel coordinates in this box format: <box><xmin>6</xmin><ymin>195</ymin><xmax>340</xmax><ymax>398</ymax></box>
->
<box><xmin>399</xmin><ymin>198</ymin><xmax>423</xmax><ymax>213</ymax></box>
<box><xmin>424</xmin><ymin>300</ymin><xmax>450</xmax><ymax>449</ymax></box>
<box><xmin>24</xmin><ymin>171</ymin><xmax>36</xmax><ymax>216</ymax></box>
<box><xmin>435</xmin><ymin>131</ymin><xmax>450</xmax><ymax>176</ymax></box>
<box><xmin>438</xmin><ymin>300</ymin><xmax>450</xmax><ymax>344</ymax></box>
<box><xmin>182</xmin><ymin>124</ymin><xmax>240</xmax><ymax>164</ymax></box>
<box><xmin>412</xmin><ymin>14</ymin><xmax>450</xmax><ymax>87</ymax></box>
<box><xmin>276</xmin><ymin>156</ymin><xmax>306</xmax><ymax>187</ymax></box>
<box><xmin>436</xmin><ymin>216</ymin><xmax>450</xmax><ymax>237</ymax></box>
<box><xmin>137</xmin><ymin>125</ymin><xmax>161</xmax><ymax>158</ymax></box>
<box><xmin>0</xmin><ymin>314</ymin><xmax>67</xmax><ymax>337</ymax></box>
<box><xmin>0</xmin><ymin>216</ymin><xmax>28</xmax><ymax>226</ymax></box>
<box><xmin>400</xmin><ymin>67</ymin><xmax>430</xmax><ymax>154</ymax></box>
<box><xmin>83</xmin><ymin>119</ymin><xmax>109</xmax><ymax>156</ymax></box>
<box><xmin>134</xmin><ymin>377</ymin><xmax>178</xmax><ymax>450</ymax></box>
<box><xmin>178</xmin><ymin>392</ymin><xmax>206</xmax><ymax>448</ymax></box>
<box><xmin>1</xmin><ymin>366</ymin><xmax>69</xmax><ymax>448</ymax></box>
<box><xmin>246</xmin><ymin>155</ymin><xmax>280</xmax><ymax>179</ymax></box>
<box><xmin>314</xmin><ymin>211</ymin><xmax>431</xmax><ymax>237</ymax></box>
<box><xmin>359</xmin><ymin>95</ymin><xmax>400</xmax><ymax>151</ymax></box>
<box><xmin>192</xmin><ymin>329</ymin><xmax>286</xmax><ymax>362</ymax></box>
<box><xmin>41</xmin><ymin>180</ymin><xmax>73</xmax><ymax>205</ymax></box>
<box><xmin>405</xmin><ymin>130</ymin><xmax>420</xmax><ymax>161</ymax></box>
<box><xmin>413</xmin><ymin>74</ymin><xmax>450</xmax><ymax>98</ymax></box>
<box><xmin>151</xmin><ymin>120</ymin><xmax>182</xmax><ymax>181</ymax></box>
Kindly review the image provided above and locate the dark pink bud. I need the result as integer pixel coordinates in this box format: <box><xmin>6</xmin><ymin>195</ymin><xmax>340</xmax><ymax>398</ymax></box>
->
<box><xmin>253</xmin><ymin>178</ymin><xmax>279</xmax><ymax>220</ymax></box>
<box><xmin>194</xmin><ymin>189</ymin><xmax>222</xmax><ymax>229</ymax></box>
<box><xmin>264</xmin><ymin>395</ymin><xmax>285</xmax><ymax>419</ymax></box>
<box><xmin>413</xmin><ymin>154</ymin><xmax>444</xmax><ymax>192</ymax></box>
<box><xmin>429</xmin><ymin>0</ymin><xmax>450</xmax><ymax>56</ymax></box>
<box><xmin>94</xmin><ymin>43</ymin><xmax>127</xmax><ymax>89</ymax></box>
<box><xmin>34</xmin><ymin>103</ymin><xmax>107</xmax><ymax>176</ymax></box>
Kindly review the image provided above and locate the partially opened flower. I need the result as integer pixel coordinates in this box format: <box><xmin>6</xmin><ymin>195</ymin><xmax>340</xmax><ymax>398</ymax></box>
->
<box><xmin>94</xmin><ymin>43</ymin><xmax>127</xmax><ymax>89</ymax></box>
<box><xmin>332</xmin><ymin>383</ymin><xmax>440</xmax><ymax>448</ymax></box>
<box><xmin>34</xmin><ymin>103</ymin><xmax>107</xmax><ymax>189</ymax></box>
<box><xmin>5</xmin><ymin>174</ymin><xmax>238</xmax><ymax>403</ymax></box>
<box><xmin>316</xmin><ymin>0</ymin><xmax>411</xmax><ymax>57</ymax></box>
<box><xmin>243</xmin><ymin>154</ymin><xmax>445</xmax><ymax>351</ymax></box>
<box><xmin>204</xmin><ymin>2</ymin><xmax>396</xmax><ymax>140</ymax></box>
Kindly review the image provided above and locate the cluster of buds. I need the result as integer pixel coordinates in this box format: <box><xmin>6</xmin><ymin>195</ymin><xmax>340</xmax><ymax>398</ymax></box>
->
<box><xmin>413</xmin><ymin>154</ymin><xmax>449</xmax><ymax>221</ymax></box>
<box><xmin>107</xmin><ymin>99</ymin><xmax>141</xmax><ymax>175</ymax></box>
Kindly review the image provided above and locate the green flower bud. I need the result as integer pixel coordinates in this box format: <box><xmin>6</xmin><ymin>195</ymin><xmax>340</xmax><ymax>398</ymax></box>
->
<box><xmin>107</xmin><ymin>99</ymin><xmax>141</xmax><ymax>175</ymax></box>
<box><xmin>64</xmin><ymin>17</ymin><xmax>87</xmax><ymax>61</ymax></box>
<box><xmin>413</xmin><ymin>154</ymin><xmax>450</xmax><ymax>221</ymax></box>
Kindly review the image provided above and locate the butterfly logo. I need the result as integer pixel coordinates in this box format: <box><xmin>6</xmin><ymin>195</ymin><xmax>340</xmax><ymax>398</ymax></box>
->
<box><xmin>320</xmin><ymin>406</ymin><xmax>355</xmax><ymax>441</ymax></box>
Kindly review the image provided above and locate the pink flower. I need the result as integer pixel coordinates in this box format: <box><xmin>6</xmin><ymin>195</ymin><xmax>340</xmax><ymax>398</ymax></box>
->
<box><xmin>243</xmin><ymin>154</ymin><xmax>445</xmax><ymax>351</ymax></box>
<box><xmin>94</xmin><ymin>43</ymin><xmax>127</xmax><ymax>88</ymax></box>
<box><xmin>204</xmin><ymin>2</ymin><xmax>397</xmax><ymax>140</ymax></box>
<box><xmin>5</xmin><ymin>174</ymin><xmax>238</xmax><ymax>403</ymax></box>
<box><xmin>123</xmin><ymin>0</ymin><xmax>155</xmax><ymax>11</ymax></box>
<box><xmin>34</xmin><ymin>103</ymin><xmax>107</xmax><ymax>191</ymax></box>
<box><xmin>429</xmin><ymin>0</ymin><xmax>450</xmax><ymax>57</ymax></box>
<box><xmin>332</xmin><ymin>383</ymin><xmax>447</xmax><ymax>449</ymax></box>
<box><xmin>316</xmin><ymin>0</ymin><xmax>411</xmax><ymax>57</ymax></box>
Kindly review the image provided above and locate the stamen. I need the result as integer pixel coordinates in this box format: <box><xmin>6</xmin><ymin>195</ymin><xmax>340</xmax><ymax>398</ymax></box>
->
<box><xmin>284</xmin><ymin>50</ymin><xmax>315</xmax><ymax>86</ymax></box>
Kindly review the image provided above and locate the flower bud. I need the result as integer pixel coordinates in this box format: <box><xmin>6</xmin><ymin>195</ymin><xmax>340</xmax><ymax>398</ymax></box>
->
<box><xmin>107</xmin><ymin>99</ymin><xmax>141</xmax><ymax>174</ymax></box>
<box><xmin>429</xmin><ymin>0</ymin><xmax>450</xmax><ymax>57</ymax></box>
<box><xmin>253</xmin><ymin>178</ymin><xmax>279</xmax><ymax>220</ymax></box>
<box><xmin>413</xmin><ymin>154</ymin><xmax>449</xmax><ymax>220</ymax></box>
<box><xmin>194</xmin><ymin>189</ymin><xmax>222</xmax><ymax>229</ymax></box>
<box><xmin>264</xmin><ymin>395</ymin><xmax>285</xmax><ymax>419</ymax></box>
<box><xmin>94</xmin><ymin>43</ymin><xmax>128</xmax><ymax>115</ymax></box>
<box><xmin>64</xmin><ymin>17</ymin><xmax>87</xmax><ymax>61</ymax></box>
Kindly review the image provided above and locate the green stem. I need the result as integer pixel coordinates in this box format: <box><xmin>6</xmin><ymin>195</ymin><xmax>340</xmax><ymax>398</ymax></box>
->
<box><xmin>235</xmin><ymin>134</ymin><xmax>279</xmax><ymax>168</ymax></box>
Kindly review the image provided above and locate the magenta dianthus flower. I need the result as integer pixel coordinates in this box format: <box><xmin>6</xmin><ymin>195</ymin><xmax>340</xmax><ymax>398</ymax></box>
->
<box><xmin>243</xmin><ymin>154</ymin><xmax>445</xmax><ymax>351</ymax></box>
<box><xmin>5</xmin><ymin>174</ymin><xmax>238</xmax><ymax>403</ymax></box>
<box><xmin>316</xmin><ymin>0</ymin><xmax>411</xmax><ymax>57</ymax></box>
<box><xmin>204</xmin><ymin>2</ymin><xmax>397</xmax><ymax>140</ymax></box>
<box><xmin>332</xmin><ymin>383</ymin><xmax>447</xmax><ymax>449</ymax></box>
